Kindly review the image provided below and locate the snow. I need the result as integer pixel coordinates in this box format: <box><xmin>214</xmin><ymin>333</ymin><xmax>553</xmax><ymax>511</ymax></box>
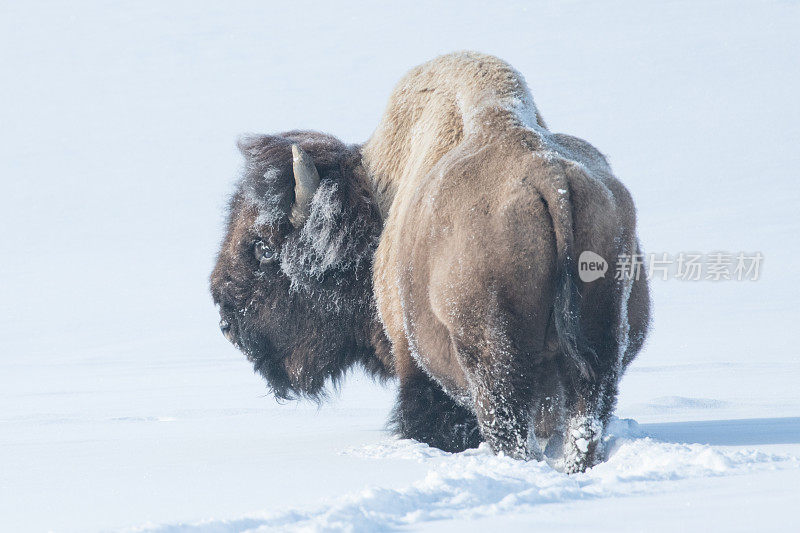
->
<box><xmin>1</xmin><ymin>0</ymin><xmax>799</xmax><ymax>532</ymax></box>
<box><xmin>128</xmin><ymin>423</ymin><xmax>797</xmax><ymax>532</ymax></box>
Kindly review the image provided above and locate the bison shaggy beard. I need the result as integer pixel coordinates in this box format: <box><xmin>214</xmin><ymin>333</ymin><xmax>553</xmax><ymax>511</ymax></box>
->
<box><xmin>209</xmin><ymin>131</ymin><xmax>392</xmax><ymax>400</ymax></box>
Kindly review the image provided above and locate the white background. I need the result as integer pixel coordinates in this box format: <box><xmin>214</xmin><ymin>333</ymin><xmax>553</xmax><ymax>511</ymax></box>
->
<box><xmin>1</xmin><ymin>1</ymin><xmax>799</xmax><ymax>531</ymax></box>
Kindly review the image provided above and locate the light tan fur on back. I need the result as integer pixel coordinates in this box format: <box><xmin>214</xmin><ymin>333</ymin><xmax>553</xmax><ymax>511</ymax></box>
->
<box><xmin>362</xmin><ymin>52</ymin><xmax>547</xmax><ymax>217</ymax></box>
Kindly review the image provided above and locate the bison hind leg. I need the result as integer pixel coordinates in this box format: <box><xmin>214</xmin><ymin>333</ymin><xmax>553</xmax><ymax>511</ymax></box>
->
<box><xmin>389</xmin><ymin>371</ymin><xmax>481</xmax><ymax>453</ymax></box>
<box><xmin>472</xmin><ymin>376</ymin><xmax>538</xmax><ymax>460</ymax></box>
<box><xmin>562</xmin><ymin>412</ymin><xmax>604</xmax><ymax>473</ymax></box>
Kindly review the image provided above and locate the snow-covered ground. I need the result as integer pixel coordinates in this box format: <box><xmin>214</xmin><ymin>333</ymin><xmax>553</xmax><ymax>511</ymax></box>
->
<box><xmin>2</xmin><ymin>1</ymin><xmax>799</xmax><ymax>531</ymax></box>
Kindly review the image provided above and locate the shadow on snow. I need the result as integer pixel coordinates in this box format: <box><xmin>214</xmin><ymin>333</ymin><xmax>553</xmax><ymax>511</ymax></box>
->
<box><xmin>641</xmin><ymin>416</ymin><xmax>800</xmax><ymax>446</ymax></box>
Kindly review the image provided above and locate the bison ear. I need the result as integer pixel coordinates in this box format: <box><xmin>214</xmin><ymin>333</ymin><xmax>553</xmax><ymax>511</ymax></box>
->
<box><xmin>236</xmin><ymin>134</ymin><xmax>288</xmax><ymax>158</ymax></box>
<box><xmin>237</xmin><ymin>134</ymin><xmax>270</xmax><ymax>157</ymax></box>
<box><xmin>289</xmin><ymin>144</ymin><xmax>320</xmax><ymax>228</ymax></box>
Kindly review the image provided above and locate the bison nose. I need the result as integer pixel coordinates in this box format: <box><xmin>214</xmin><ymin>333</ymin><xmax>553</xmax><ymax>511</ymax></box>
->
<box><xmin>219</xmin><ymin>318</ymin><xmax>234</xmax><ymax>343</ymax></box>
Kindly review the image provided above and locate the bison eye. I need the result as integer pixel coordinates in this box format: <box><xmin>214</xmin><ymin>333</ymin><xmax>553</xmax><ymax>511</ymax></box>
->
<box><xmin>254</xmin><ymin>240</ymin><xmax>277</xmax><ymax>266</ymax></box>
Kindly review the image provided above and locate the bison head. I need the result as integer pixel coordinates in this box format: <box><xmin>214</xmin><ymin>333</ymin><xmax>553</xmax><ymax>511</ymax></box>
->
<box><xmin>210</xmin><ymin>131</ymin><xmax>389</xmax><ymax>399</ymax></box>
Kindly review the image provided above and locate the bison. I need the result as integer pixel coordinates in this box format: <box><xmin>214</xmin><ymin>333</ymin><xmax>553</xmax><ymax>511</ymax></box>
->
<box><xmin>210</xmin><ymin>52</ymin><xmax>650</xmax><ymax>472</ymax></box>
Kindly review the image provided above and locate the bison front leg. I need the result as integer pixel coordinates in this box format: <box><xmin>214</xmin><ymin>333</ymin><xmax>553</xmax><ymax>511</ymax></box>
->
<box><xmin>390</xmin><ymin>365</ymin><xmax>481</xmax><ymax>453</ymax></box>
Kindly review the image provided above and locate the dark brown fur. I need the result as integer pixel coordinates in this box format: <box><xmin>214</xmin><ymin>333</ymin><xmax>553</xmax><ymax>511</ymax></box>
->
<box><xmin>209</xmin><ymin>131</ymin><xmax>392</xmax><ymax>400</ymax></box>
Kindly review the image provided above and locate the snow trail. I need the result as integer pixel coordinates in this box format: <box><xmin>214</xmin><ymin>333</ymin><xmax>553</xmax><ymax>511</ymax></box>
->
<box><xmin>133</xmin><ymin>420</ymin><xmax>799</xmax><ymax>532</ymax></box>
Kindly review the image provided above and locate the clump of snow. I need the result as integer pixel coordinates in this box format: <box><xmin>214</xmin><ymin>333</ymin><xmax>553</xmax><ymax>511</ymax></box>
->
<box><xmin>559</xmin><ymin>413</ymin><xmax>604</xmax><ymax>473</ymax></box>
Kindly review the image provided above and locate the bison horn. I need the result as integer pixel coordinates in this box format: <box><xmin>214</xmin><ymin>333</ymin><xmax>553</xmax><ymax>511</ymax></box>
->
<box><xmin>289</xmin><ymin>144</ymin><xmax>320</xmax><ymax>227</ymax></box>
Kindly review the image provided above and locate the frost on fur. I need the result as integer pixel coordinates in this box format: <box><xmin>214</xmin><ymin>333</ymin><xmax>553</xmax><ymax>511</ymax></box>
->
<box><xmin>280</xmin><ymin>180</ymin><xmax>380</xmax><ymax>297</ymax></box>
